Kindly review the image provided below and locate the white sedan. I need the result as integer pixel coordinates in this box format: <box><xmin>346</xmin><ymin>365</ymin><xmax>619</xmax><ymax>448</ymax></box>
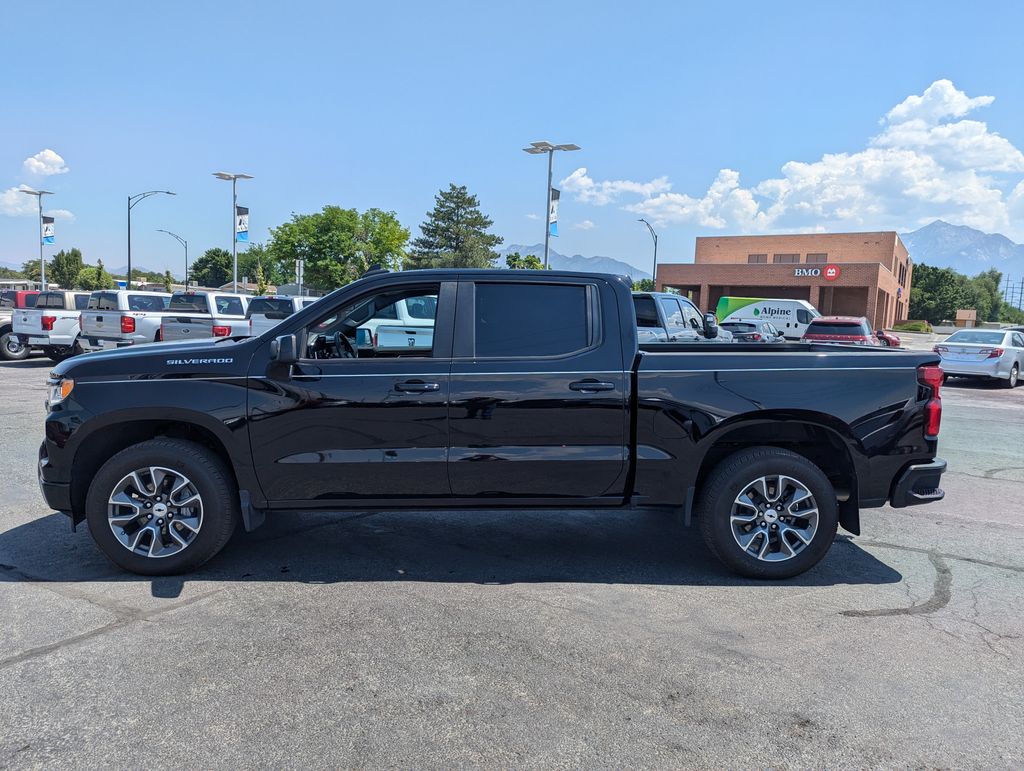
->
<box><xmin>934</xmin><ymin>329</ymin><xmax>1024</xmax><ymax>388</ymax></box>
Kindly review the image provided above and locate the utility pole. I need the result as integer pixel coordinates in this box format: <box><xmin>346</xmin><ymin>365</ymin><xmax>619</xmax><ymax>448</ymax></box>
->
<box><xmin>213</xmin><ymin>172</ymin><xmax>254</xmax><ymax>291</ymax></box>
<box><xmin>19</xmin><ymin>188</ymin><xmax>53</xmax><ymax>288</ymax></box>
<box><xmin>522</xmin><ymin>141</ymin><xmax>580</xmax><ymax>268</ymax></box>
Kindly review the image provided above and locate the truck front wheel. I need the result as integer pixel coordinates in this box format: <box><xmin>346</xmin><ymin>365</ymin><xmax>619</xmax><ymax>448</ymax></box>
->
<box><xmin>697</xmin><ymin>447</ymin><xmax>839</xmax><ymax>579</ymax></box>
<box><xmin>85</xmin><ymin>438</ymin><xmax>240</xmax><ymax>575</ymax></box>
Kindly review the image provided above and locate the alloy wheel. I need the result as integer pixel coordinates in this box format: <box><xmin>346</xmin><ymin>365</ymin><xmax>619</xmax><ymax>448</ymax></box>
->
<box><xmin>107</xmin><ymin>466</ymin><xmax>204</xmax><ymax>558</ymax></box>
<box><xmin>730</xmin><ymin>474</ymin><xmax>819</xmax><ymax>562</ymax></box>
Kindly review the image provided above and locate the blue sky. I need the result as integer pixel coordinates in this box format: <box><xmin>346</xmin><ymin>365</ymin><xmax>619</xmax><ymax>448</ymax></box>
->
<box><xmin>3</xmin><ymin>0</ymin><xmax>1024</xmax><ymax>276</ymax></box>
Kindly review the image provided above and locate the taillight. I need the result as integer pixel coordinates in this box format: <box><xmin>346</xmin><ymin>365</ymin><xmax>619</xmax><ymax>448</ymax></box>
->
<box><xmin>749</xmin><ymin>333</ymin><xmax>762</xmax><ymax>341</ymax></box>
<box><xmin>917</xmin><ymin>364</ymin><xmax>943</xmax><ymax>440</ymax></box>
<box><xmin>212</xmin><ymin>325</ymin><xmax>231</xmax><ymax>337</ymax></box>
<box><xmin>373</xmin><ymin>331</ymin><xmax>379</xmax><ymax>348</ymax></box>
<box><xmin>41</xmin><ymin>315</ymin><xmax>56</xmax><ymax>331</ymax></box>
<box><xmin>932</xmin><ymin>345</ymin><xmax>948</xmax><ymax>354</ymax></box>
<box><xmin>120</xmin><ymin>315</ymin><xmax>135</xmax><ymax>333</ymax></box>
<box><xmin>979</xmin><ymin>347</ymin><xmax>1003</xmax><ymax>359</ymax></box>
<box><xmin>77</xmin><ymin>315</ymin><xmax>83</xmax><ymax>330</ymax></box>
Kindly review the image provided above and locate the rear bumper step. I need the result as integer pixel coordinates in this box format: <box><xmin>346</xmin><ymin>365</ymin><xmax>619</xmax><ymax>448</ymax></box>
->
<box><xmin>890</xmin><ymin>458</ymin><xmax>946</xmax><ymax>508</ymax></box>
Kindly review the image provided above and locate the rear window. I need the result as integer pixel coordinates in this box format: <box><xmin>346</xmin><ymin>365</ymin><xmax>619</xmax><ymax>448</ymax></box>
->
<box><xmin>170</xmin><ymin>293</ymin><xmax>210</xmax><ymax>313</ymax></box>
<box><xmin>0</xmin><ymin>291</ymin><xmax>13</xmax><ymax>309</ymax></box>
<box><xmin>23</xmin><ymin>294</ymin><xmax>38</xmax><ymax>308</ymax></box>
<box><xmin>128</xmin><ymin>294</ymin><xmax>169</xmax><ymax>312</ymax></box>
<box><xmin>475</xmin><ymin>282</ymin><xmax>590</xmax><ymax>358</ymax></box>
<box><xmin>723</xmin><ymin>322</ymin><xmax>757</xmax><ymax>333</ymax></box>
<box><xmin>88</xmin><ymin>292</ymin><xmax>119</xmax><ymax>311</ymax></box>
<box><xmin>806</xmin><ymin>320</ymin><xmax>870</xmax><ymax>336</ymax></box>
<box><xmin>36</xmin><ymin>292</ymin><xmax>62</xmax><ymax>309</ymax></box>
<box><xmin>633</xmin><ymin>296</ymin><xmax>661</xmax><ymax>328</ymax></box>
<box><xmin>214</xmin><ymin>296</ymin><xmax>245</xmax><ymax>316</ymax></box>
<box><xmin>73</xmin><ymin>294</ymin><xmax>90</xmax><ymax>310</ymax></box>
<box><xmin>246</xmin><ymin>298</ymin><xmax>295</xmax><ymax>318</ymax></box>
<box><xmin>405</xmin><ymin>296</ymin><xmax>436</xmax><ymax>320</ymax></box>
<box><xmin>945</xmin><ymin>331</ymin><xmax>1006</xmax><ymax>345</ymax></box>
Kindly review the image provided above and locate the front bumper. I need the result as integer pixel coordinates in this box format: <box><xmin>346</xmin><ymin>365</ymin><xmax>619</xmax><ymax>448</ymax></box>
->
<box><xmin>890</xmin><ymin>458</ymin><xmax>946</xmax><ymax>508</ymax></box>
<box><xmin>38</xmin><ymin>441</ymin><xmax>72</xmax><ymax>513</ymax></box>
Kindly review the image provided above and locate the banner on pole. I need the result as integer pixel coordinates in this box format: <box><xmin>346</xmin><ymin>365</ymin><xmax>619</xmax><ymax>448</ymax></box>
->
<box><xmin>42</xmin><ymin>216</ymin><xmax>55</xmax><ymax>245</ymax></box>
<box><xmin>235</xmin><ymin>205</ymin><xmax>249</xmax><ymax>243</ymax></box>
<box><xmin>548</xmin><ymin>188</ymin><xmax>560</xmax><ymax>237</ymax></box>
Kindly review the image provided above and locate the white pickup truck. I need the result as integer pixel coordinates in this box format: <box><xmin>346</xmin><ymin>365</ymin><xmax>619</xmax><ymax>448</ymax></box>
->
<box><xmin>12</xmin><ymin>290</ymin><xmax>92</xmax><ymax>362</ymax></box>
<box><xmin>79</xmin><ymin>290</ymin><xmax>171</xmax><ymax>352</ymax></box>
<box><xmin>160</xmin><ymin>291</ymin><xmax>249</xmax><ymax>342</ymax></box>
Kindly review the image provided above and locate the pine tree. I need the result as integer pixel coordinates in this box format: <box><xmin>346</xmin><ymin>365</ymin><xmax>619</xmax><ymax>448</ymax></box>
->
<box><xmin>406</xmin><ymin>184</ymin><xmax>503</xmax><ymax>269</ymax></box>
<box><xmin>254</xmin><ymin>259</ymin><xmax>268</xmax><ymax>295</ymax></box>
<box><xmin>163</xmin><ymin>270</ymin><xmax>174</xmax><ymax>292</ymax></box>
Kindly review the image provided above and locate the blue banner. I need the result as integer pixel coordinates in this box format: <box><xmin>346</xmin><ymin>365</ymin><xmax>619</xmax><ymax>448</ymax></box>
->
<box><xmin>42</xmin><ymin>216</ymin><xmax>54</xmax><ymax>245</ymax></box>
<box><xmin>235</xmin><ymin>205</ymin><xmax>249</xmax><ymax>243</ymax></box>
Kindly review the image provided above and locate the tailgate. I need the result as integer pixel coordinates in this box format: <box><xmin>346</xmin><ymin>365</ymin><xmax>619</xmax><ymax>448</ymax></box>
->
<box><xmin>162</xmin><ymin>315</ymin><xmax>213</xmax><ymax>341</ymax></box>
<box><xmin>373</xmin><ymin>325</ymin><xmax>434</xmax><ymax>352</ymax></box>
<box><xmin>12</xmin><ymin>309</ymin><xmax>42</xmax><ymax>335</ymax></box>
<box><xmin>82</xmin><ymin>312</ymin><xmax>125</xmax><ymax>341</ymax></box>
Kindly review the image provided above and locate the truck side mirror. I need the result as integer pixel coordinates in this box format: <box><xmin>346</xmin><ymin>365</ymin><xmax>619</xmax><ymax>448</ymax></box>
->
<box><xmin>703</xmin><ymin>313</ymin><xmax>719</xmax><ymax>339</ymax></box>
<box><xmin>271</xmin><ymin>333</ymin><xmax>298</xmax><ymax>364</ymax></box>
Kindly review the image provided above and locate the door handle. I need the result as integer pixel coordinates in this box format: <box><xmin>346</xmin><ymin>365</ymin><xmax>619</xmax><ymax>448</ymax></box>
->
<box><xmin>569</xmin><ymin>380</ymin><xmax>615</xmax><ymax>393</ymax></box>
<box><xmin>394</xmin><ymin>380</ymin><xmax>440</xmax><ymax>392</ymax></box>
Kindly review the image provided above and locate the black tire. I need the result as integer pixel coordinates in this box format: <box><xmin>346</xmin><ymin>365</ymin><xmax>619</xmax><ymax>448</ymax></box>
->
<box><xmin>0</xmin><ymin>328</ymin><xmax>29</xmax><ymax>361</ymax></box>
<box><xmin>85</xmin><ymin>438</ymin><xmax>240</xmax><ymax>575</ymax></box>
<box><xmin>697</xmin><ymin>447</ymin><xmax>839</xmax><ymax>579</ymax></box>
<box><xmin>1004</xmin><ymin>363</ymin><xmax>1019</xmax><ymax>389</ymax></box>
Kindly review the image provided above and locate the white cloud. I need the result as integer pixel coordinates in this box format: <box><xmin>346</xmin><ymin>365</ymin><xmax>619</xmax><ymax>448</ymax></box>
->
<box><xmin>563</xmin><ymin>80</ymin><xmax>1024</xmax><ymax>239</ymax></box>
<box><xmin>0</xmin><ymin>185</ymin><xmax>40</xmax><ymax>216</ymax></box>
<box><xmin>560</xmin><ymin>167</ymin><xmax>671</xmax><ymax>205</ymax></box>
<box><xmin>525</xmin><ymin>212</ymin><xmax>540</xmax><ymax>220</ymax></box>
<box><xmin>23</xmin><ymin>148</ymin><xmax>69</xmax><ymax>176</ymax></box>
<box><xmin>46</xmin><ymin>208</ymin><xmax>75</xmax><ymax>221</ymax></box>
<box><xmin>572</xmin><ymin>219</ymin><xmax>596</xmax><ymax>230</ymax></box>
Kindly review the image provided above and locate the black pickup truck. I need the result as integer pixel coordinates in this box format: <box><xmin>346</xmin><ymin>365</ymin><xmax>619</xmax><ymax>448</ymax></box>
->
<box><xmin>39</xmin><ymin>269</ymin><xmax>946</xmax><ymax>579</ymax></box>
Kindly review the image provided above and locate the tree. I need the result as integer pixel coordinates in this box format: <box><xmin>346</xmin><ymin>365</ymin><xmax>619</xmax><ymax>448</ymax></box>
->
<box><xmin>21</xmin><ymin>259</ymin><xmax>51</xmax><ymax>284</ymax></box>
<box><xmin>632</xmin><ymin>278</ymin><xmax>656</xmax><ymax>292</ymax></box>
<box><xmin>190</xmin><ymin>248</ymin><xmax>232</xmax><ymax>288</ymax></box>
<box><xmin>162</xmin><ymin>270</ymin><xmax>174</xmax><ymax>293</ymax></box>
<box><xmin>505</xmin><ymin>252</ymin><xmax>545</xmax><ymax>270</ymax></box>
<box><xmin>239</xmin><ymin>242</ymin><xmax>290</xmax><ymax>288</ymax></box>
<box><xmin>406</xmin><ymin>184</ymin><xmax>502</xmax><ymax>269</ymax></box>
<box><xmin>267</xmin><ymin>206</ymin><xmax>410</xmax><ymax>290</ymax></box>
<box><xmin>254</xmin><ymin>260</ymin><xmax>269</xmax><ymax>295</ymax></box>
<box><xmin>0</xmin><ymin>267</ymin><xmax>25</xmax><ymax>279</ymax></box>
<box><xmin>50</xmin><ymin>248</ymin><xmax>85</xmax><ymax>289</ymax></box>
<box><xmin>76</xmin><ymin>260</ymin><xmax>115</xmax><ymax>291</ymax></box>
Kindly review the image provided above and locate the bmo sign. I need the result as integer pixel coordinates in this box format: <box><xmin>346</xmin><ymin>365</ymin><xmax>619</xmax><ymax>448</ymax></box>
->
<box><xmin>794</xmin><ymin>264</ymin><xmax>842</xmax><ymax>281</ymax></box>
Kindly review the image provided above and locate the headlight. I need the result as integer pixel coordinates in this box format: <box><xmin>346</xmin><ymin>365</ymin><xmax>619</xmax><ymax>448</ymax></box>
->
<box><xmin>46</xmin><ymin>378</ymin><xmax>74</xmax><ymax>409</ymax></box>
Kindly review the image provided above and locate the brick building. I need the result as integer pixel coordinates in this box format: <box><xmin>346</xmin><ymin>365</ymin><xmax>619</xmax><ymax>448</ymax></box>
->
<box><xmin>656</xmin><ymin>231</ymin><xmax>912</xmax><ymax>329</ymax></box>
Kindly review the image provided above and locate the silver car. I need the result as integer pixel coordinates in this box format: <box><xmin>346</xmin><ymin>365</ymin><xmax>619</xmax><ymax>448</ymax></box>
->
<box><xmin>934</xmin><ymin>329</ymin><xmax>1024</xmax><ymax>388</ymax></box>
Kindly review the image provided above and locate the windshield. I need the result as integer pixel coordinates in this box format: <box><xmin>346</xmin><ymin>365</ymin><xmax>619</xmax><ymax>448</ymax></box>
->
<box><xmin>945</xmin><ymin>331</ymin><xmax>1006</xmax><ymax>345</ymax></box>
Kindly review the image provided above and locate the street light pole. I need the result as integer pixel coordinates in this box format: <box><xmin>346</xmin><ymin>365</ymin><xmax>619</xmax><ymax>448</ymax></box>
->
<box><xmin>637</xmin><ymin>218</ymin><xmax>658</xmax><ymax>287</ymax></box>
<box><xmin>213</xmin><ymin>172</ymin><xmax>254</xmax><ymax>292</ymax></box>
<box><xmin>19</xmin><ymin>188</ymin><xmax>53</xmax><ymax>289</ymax></box>
<box><xmin>128</xmin><ymin>190</ymin><xmax>176</xmax><ymax>285</ymax></box>
<box><xmin>522</xmin><ymin>141</ymin><xmax>580</xmax><ymax>268</ymax></box>
<box><xmin>156</xmin><ymin>229</ymin><xmax>188</xmax><ymax>288</ymax></box>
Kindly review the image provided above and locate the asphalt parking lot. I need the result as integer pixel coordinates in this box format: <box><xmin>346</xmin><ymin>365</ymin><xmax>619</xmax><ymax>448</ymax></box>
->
<box><xmin>1</xmin><ymin>358</ymin><xmax>1022</xmax><ymax>768</ymax></box>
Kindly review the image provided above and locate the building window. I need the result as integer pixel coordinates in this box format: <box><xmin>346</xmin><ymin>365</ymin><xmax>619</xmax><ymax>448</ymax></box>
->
<box><xmin>805</xmin><ymin>253</ymin><xmax>827</xmax><ymax>264</ymax></box>
<box><xmin>747</xmin><ymin>254</ymin><xmax>767</xmax><ymax>264</ymax></box>
<box><xmin>772</xmin><ymin>253</ymin><xmax>800</xmax><ymax>264</ymax></box>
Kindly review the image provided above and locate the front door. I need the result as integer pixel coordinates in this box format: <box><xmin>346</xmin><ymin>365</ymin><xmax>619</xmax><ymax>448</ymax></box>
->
<box><xmin>447</xmin><ymin>278</ymin><xmax>628</xmax><ymax>500</ymax></box>
<box><xmin>248</xmin><ymin>281</ymin><xmax>455</xmax><ymax>504</ymax></box>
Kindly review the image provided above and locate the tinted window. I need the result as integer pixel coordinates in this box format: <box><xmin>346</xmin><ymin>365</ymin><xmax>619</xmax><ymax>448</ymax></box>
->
<box><xmin>946</xmin><ymin>330</ymin><xmax>1006</xmax><ymax>345</ymax></box>
<box><xmin>679</xmin><ymin>299</ymin><xmax>704</xmax><ymax>330</ymax></box>
<box><xmin>128</xmin><ymin>294</ymin><xmax>169</xmax><ymax>312</ymax></box>
<box><xmin>23</xmin><ymin>294</ymin><xmax>38</xmax><ymax>308</ymax></box>
<box><xmin>73</xmin><ymin>294</ymin><xmax>90</xmax><ymax>310</ymax></box>
<box><xmin>88</xmin><ymin>292</ymin><xmax>118</xmax><ymax>311</ymax></box>
<box><xmin>247</xmin><ymin>298</ymin><xmax>295</xmax><ymax>317</ymax></box>
<box><xmin>1013</xmin><ymin>333</ymin><xmax>1024</xmax><ymax>348</ymax></box>
<box><xmin>170</xmin><ymin>293</ymin><xmax>210</xmax><ymax>313</ymax></box>
<box><xmin>476</xmin><ymin>283</ymin><xmax>589</xmax><ymax>358</ymax></box>
<box><xmin>796</xmin><ymin>309</ymin><xmax>812</xmax><ymax>324</ymax></box>
<box><xmin>806</xmin><ymin>320</ymin><xmax>870</xmax><ymax>336</ymax></box>
<box><xmin>214</xmin><ymin>296</ymin><xmax>245</xmax><ymax>316</ymax></box>
<box><xmin>723</xmin><ymin>322</ymin><xmax>757</xmax><ymax>333</ymax></box>
<box><xmin>0</xmin><ymin>291</ymin><xmax>13</xmax><ymax>308</ymax></box>
<box><xmin>633</xmin><ymin>296</ymin><xmax>661</xmax><ymax>328</ymax></box>
<box><xmin>36</xmin><ymin>292</ymin><xmax>59</xmax><ymax>309</ymax></box>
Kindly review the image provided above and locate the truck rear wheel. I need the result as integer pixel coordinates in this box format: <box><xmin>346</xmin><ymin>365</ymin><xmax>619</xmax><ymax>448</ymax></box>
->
<box><xmin>697</xmin><ymin>447</ymin><xmax>838</xmax><ymax>579</ymax></box>
<box><xmin>85</xmin><ymin>438</ymin><xmax>240</xmax><ymax>575</ymax></box>
<box><xmin>1</xmin><ymin>328</ymin><xmax>29</xmax><ymax>361</ymax></box>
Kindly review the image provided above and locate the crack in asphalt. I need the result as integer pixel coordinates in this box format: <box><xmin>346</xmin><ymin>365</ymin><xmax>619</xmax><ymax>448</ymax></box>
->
<box><xmin>0</xmin><ymin>588</ymin><xmax>224</xmax><ymax>670</ymax></box>
<box><xmin>841</xmin><ymin>551</ymin><xmax>952</xmax><ymax>617</ymax></box>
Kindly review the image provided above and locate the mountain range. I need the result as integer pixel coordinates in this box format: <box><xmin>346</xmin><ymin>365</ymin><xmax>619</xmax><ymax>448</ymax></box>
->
<box><xmin>900</xmin><ymin>220</ymin><xmax>1024</xmax><ymax>279</ymax></box>
<box><xmin>498</xmin><ymin>244</ymin><xmax>651</xmax><ymax>281</ymax></box>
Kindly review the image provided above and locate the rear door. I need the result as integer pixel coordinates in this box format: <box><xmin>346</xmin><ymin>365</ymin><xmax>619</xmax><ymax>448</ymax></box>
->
<box><xmin>448</xmin><ymin>277</ymin><xmax>627</xmax><ymax>500</ymax></box>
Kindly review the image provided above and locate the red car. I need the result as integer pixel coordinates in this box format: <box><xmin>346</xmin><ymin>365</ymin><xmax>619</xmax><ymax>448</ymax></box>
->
<box><xmin>801</xmin><ymin>316</ymin><xmax>900</xmax><ymax>347</ymax></box>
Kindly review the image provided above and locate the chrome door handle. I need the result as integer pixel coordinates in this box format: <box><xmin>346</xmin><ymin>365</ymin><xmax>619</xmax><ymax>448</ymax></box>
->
<box><xmin>395</xmin><ymin>380</ymin><xmax>440</xmax><ymax>392</ymax></box>
<box><xmin>569</xmin><ymin>380</ymin><xmax>615</xmax><ymax>393</ymax></box>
